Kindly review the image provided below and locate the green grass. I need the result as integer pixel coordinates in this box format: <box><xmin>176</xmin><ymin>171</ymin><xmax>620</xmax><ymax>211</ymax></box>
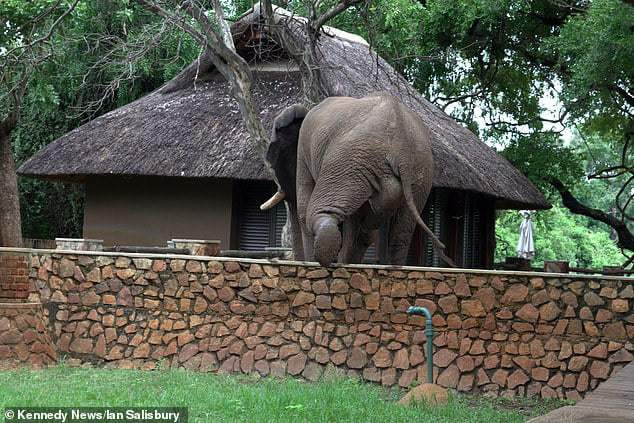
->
<box><xmin>0</xmin><ymin>365</ymin><xmax>568</xmax><ymax>422</ymax></box>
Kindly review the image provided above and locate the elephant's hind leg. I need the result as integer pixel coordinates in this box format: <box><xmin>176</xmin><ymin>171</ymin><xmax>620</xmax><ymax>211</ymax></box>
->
<box><xmin>339</xmin><ymin>214</ymin><xmax>376</xmax><ymax>264</ymax></box>
<box><xmin>350</xmin><ymin>228</ymin><xmax>377</xmax><ymax>264</ymax></box>
<box><xmin>387</xmin><ymin>207</ymin><xmax>417</xmax><ymax>265</ymax></box>
<box><xmin>297</xmin><ymin>158</ymin><xmax>316</xmax><ymax>262</ymax></box>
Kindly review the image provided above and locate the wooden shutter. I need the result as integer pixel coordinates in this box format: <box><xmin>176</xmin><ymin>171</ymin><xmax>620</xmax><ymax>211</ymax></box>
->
<box><xmin>363</xmin><ymin>242</ymin><xmax>378</xmax><ymax>264</ymax></box>
<box><xmin>471</xmin><ymin>201</ymin><xmax>482</xmax><ymax>267</ymax></box>
<box><xmin>406</xmin><ymin>197</ymin><xmax>434</xmax><ymax>266</ymax></box>
<box><xmin>237</xmin><ymin>181</ymin><xmax>287</xmax><ymax>251</ymax></box>
<box><xmin>403</xmin><ymin>190</ymin><xmax>491</xmax><ymax>269</ymax></box>
<box><xmin>272</xmin><ymin>203</ymin><xmax>287</xmax><ymax>247</ymax></box>
<box><xmin>237</xmin><ymin>182</ymin><xmax>270</xmax><ymax>251</ymax></box>
<box><xmin>423</xmin><ymin>190</ymin><xmax>444</xmax><ymax>267</ymax></box>
<box><xmin>462</xmin><ymin>194</ymin><xmax>473</xmax><ymax>267</ymax></box>
<box><xmin>461</xmin><ymin>193</ymin><xmax>483</xmax><ymax>268</ymax></box>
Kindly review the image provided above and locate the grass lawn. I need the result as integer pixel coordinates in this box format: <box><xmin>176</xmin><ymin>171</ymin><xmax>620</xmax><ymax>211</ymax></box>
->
<box><xmin>0</xmin><ymin>366</ymin><xmax>567</xmax><ymax>422</ymax></box>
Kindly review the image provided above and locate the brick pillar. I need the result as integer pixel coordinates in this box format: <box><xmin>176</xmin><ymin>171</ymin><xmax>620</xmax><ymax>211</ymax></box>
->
<box><xmin>0</xmin><ymin>254</ymin><xmax>30</xmax><ymax>301</ymax></box>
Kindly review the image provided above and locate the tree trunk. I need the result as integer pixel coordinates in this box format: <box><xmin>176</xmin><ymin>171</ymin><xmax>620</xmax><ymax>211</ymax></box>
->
<box><xmin>0</xmin><ymin>121</ymin><xmax>22</xmax><ymax>247</ymax></box>
<box><xmin>227</xmin><ymin>65</ymin><xmax>270</xmax><ymax>158</ymax></box>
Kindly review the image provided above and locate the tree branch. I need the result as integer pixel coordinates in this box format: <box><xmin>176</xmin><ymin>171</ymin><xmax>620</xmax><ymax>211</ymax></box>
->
<box><xmin>312</xmin><ymin>0</ymin><xmax>364</xmax><ymax>32</ymax></box>
<box><xmin>137</xmin><ymin>0</ymin><xmax>270</xmax><ymax>162</ymax></box>
<box><xmin>550</xmin><ymin>177</ymin><xmax>634</xmax><ymax>251</ymax></box>
<box><xmin>488</xmin><ymin>109</ymin><xmax>568</xmax><ymax>127</ymax></box>
<box><xmin>588</xmin><ymin>165</ymin><xmax>632</xmax><ymax>180</ymax></box>
<box><xmin>136</xmin><ymin>0</ymin><xmax>206</xmax><ymax>45</ymax></box>
<box><xmin>2</xmin><ymin>0</ymin><xmax>80</xmax><ymax>63</ymax></box>
<box><xmin>210</xmin><ymin>0</ymin><xmax>235</xmax><ymax>51</ymax></box>
<box><xmin>610</xmin><ymin>83</ymin><xmax>634</xmax><ymax>109</ymax></box>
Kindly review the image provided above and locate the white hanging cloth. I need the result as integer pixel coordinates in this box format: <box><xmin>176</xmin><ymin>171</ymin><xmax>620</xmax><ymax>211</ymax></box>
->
<box><xmin>517</xmin><ymin>210</ymin><xmax>535</xmax><ymax>260</ymax></box>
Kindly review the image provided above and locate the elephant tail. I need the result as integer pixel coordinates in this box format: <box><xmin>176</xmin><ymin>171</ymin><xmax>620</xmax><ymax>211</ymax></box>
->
<box><xmin>400</xmin><ymin>164</ymin><xmax>457</xmax><ymax>268</ymax></box>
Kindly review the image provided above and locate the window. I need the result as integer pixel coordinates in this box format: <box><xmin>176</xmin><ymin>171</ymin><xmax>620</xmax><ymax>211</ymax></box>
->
<box><xmin>237</xmin><ymin>181</ymin><xmax>286</xmax><ymax>250</ymax></box>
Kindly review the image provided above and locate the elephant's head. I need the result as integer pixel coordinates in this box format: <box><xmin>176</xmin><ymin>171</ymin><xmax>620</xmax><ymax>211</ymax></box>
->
<box><xmin>261</xmin><ymin>104</ymin><xmax>308</xmax><ymax>260</ymax></box>
<box><xmin>261</xmin><ymin>104</ymin><xmax>307</xmax><ymax>211</ymax></box>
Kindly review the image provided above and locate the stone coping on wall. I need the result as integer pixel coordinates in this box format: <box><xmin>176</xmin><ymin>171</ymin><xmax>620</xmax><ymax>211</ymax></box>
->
<box><xmin>1</xmin><ymin>247</ymin><xmax>632</xmax><ymax>282</ymax></box>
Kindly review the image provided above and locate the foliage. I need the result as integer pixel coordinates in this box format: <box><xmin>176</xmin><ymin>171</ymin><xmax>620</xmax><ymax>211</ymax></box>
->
<box><xmin>3</xmin><ymin>0</ymin><xmax>200</xmax><ymax>239</ymax></box>
<box><xmin>343</xmin><ymin>0</ymin><xmax>634</xmax><ymax>139</ymax></box>
<box><xmin>0</xmin><ymin>367</ymin><xmax>568</xmax><ymax>422</ymax></box>
<box><xmin>551</xmin><ymin>0</ymin><xmax>634</xmax><ymax>134</ymax></box>
<box><xmin>497</xmin><ymin>131</ymin><xmax>626</xmax><ymax>268</ymax></box>
<box><xmin>495</xmin><ymin>203</ymin><xmax>622</xmax><ymax>269</ymax></box>
<box><xmin>502</xmin><ymin>132</ymin><xmax>584</xmax><ymax>197</ymax></box>
<box><xmin>1</xmin><ymin>1</ymin><xmax>72</xmax><ymax>119</ymax></box>
<box><xmin>11</xmin><ymin>103</ymin><xmax>85</xmax><ymax>238</ymax></box>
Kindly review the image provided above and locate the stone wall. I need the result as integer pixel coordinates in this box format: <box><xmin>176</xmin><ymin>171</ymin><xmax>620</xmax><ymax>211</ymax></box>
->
<box><xmin>6</xmin><ymin>250</ymin><xmax>634</xmax><ymax>400</ymax></box>
<box><xmin>0</xmin><ymin>303</ymin><xmax>58</xmax><ymax>368</ymax></box>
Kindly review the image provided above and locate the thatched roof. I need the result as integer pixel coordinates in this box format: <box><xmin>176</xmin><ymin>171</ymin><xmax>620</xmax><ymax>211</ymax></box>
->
<box><xmin>18</xmin><ymin>4</ymin><xmax>549</xmax><ymax>210</ymax></box>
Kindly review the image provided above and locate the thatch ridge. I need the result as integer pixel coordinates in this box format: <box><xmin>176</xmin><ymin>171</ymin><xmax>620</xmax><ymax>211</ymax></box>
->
<box><xmin>18</xmin><ymin>4</ymin><xmax>549</xmax><ymax>210</ymax></box>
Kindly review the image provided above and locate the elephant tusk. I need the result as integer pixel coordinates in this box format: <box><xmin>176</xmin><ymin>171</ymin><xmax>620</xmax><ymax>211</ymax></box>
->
<box><xmin>260</xmin><ymin>191</ymin><xmax>286</xmax><ymax>210</ymax></box>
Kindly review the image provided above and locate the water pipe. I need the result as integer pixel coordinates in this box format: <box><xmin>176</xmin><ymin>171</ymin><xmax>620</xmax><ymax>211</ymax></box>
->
<box><xmin>407</xmin><ymin>306</ymin><xmax>434</xmax><ymax>384</ymax></box>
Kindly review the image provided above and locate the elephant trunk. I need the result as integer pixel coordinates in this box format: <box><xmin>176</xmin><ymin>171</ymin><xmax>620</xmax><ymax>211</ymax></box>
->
<box><xmin>312</xmin><ymin>214</ymin><xmax>341</xmax><ymax>267</ymax></box>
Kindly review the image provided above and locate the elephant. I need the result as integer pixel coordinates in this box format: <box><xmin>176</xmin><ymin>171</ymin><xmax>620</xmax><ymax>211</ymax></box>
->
<box><xmin>261</xmin><ymin>92</ymin><xmax>454</xmax><ymax>267</ymax></box>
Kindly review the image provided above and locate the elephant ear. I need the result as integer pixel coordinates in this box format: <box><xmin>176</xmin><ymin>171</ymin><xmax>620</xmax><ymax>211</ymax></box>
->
<box><xmin>265</xmin><ymin>104</ymin><xmax>308</xmax><ymax>207</ymax></box>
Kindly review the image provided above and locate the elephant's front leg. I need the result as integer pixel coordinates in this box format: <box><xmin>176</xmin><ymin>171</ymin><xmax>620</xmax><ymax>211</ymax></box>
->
<box><xmin>297</xmin><ymin>159</ymin><xmax>316</xmax><ymax>262</ymax></box>
<box><xmin>308</xmin><ymin>190</ymin><xmax>372</xmax><ymax>266</ymax></box>
<box><xmin>286</xmin><ymin>203</ymin><xmax>305</xmax><ymax>261</ymax></box>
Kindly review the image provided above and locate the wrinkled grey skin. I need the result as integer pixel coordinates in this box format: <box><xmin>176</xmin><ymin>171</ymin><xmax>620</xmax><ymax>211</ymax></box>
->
<box><xmin>265</xmin><ymin>92</ymin><xmax>450</xmax><ymax>267</ymax></box>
